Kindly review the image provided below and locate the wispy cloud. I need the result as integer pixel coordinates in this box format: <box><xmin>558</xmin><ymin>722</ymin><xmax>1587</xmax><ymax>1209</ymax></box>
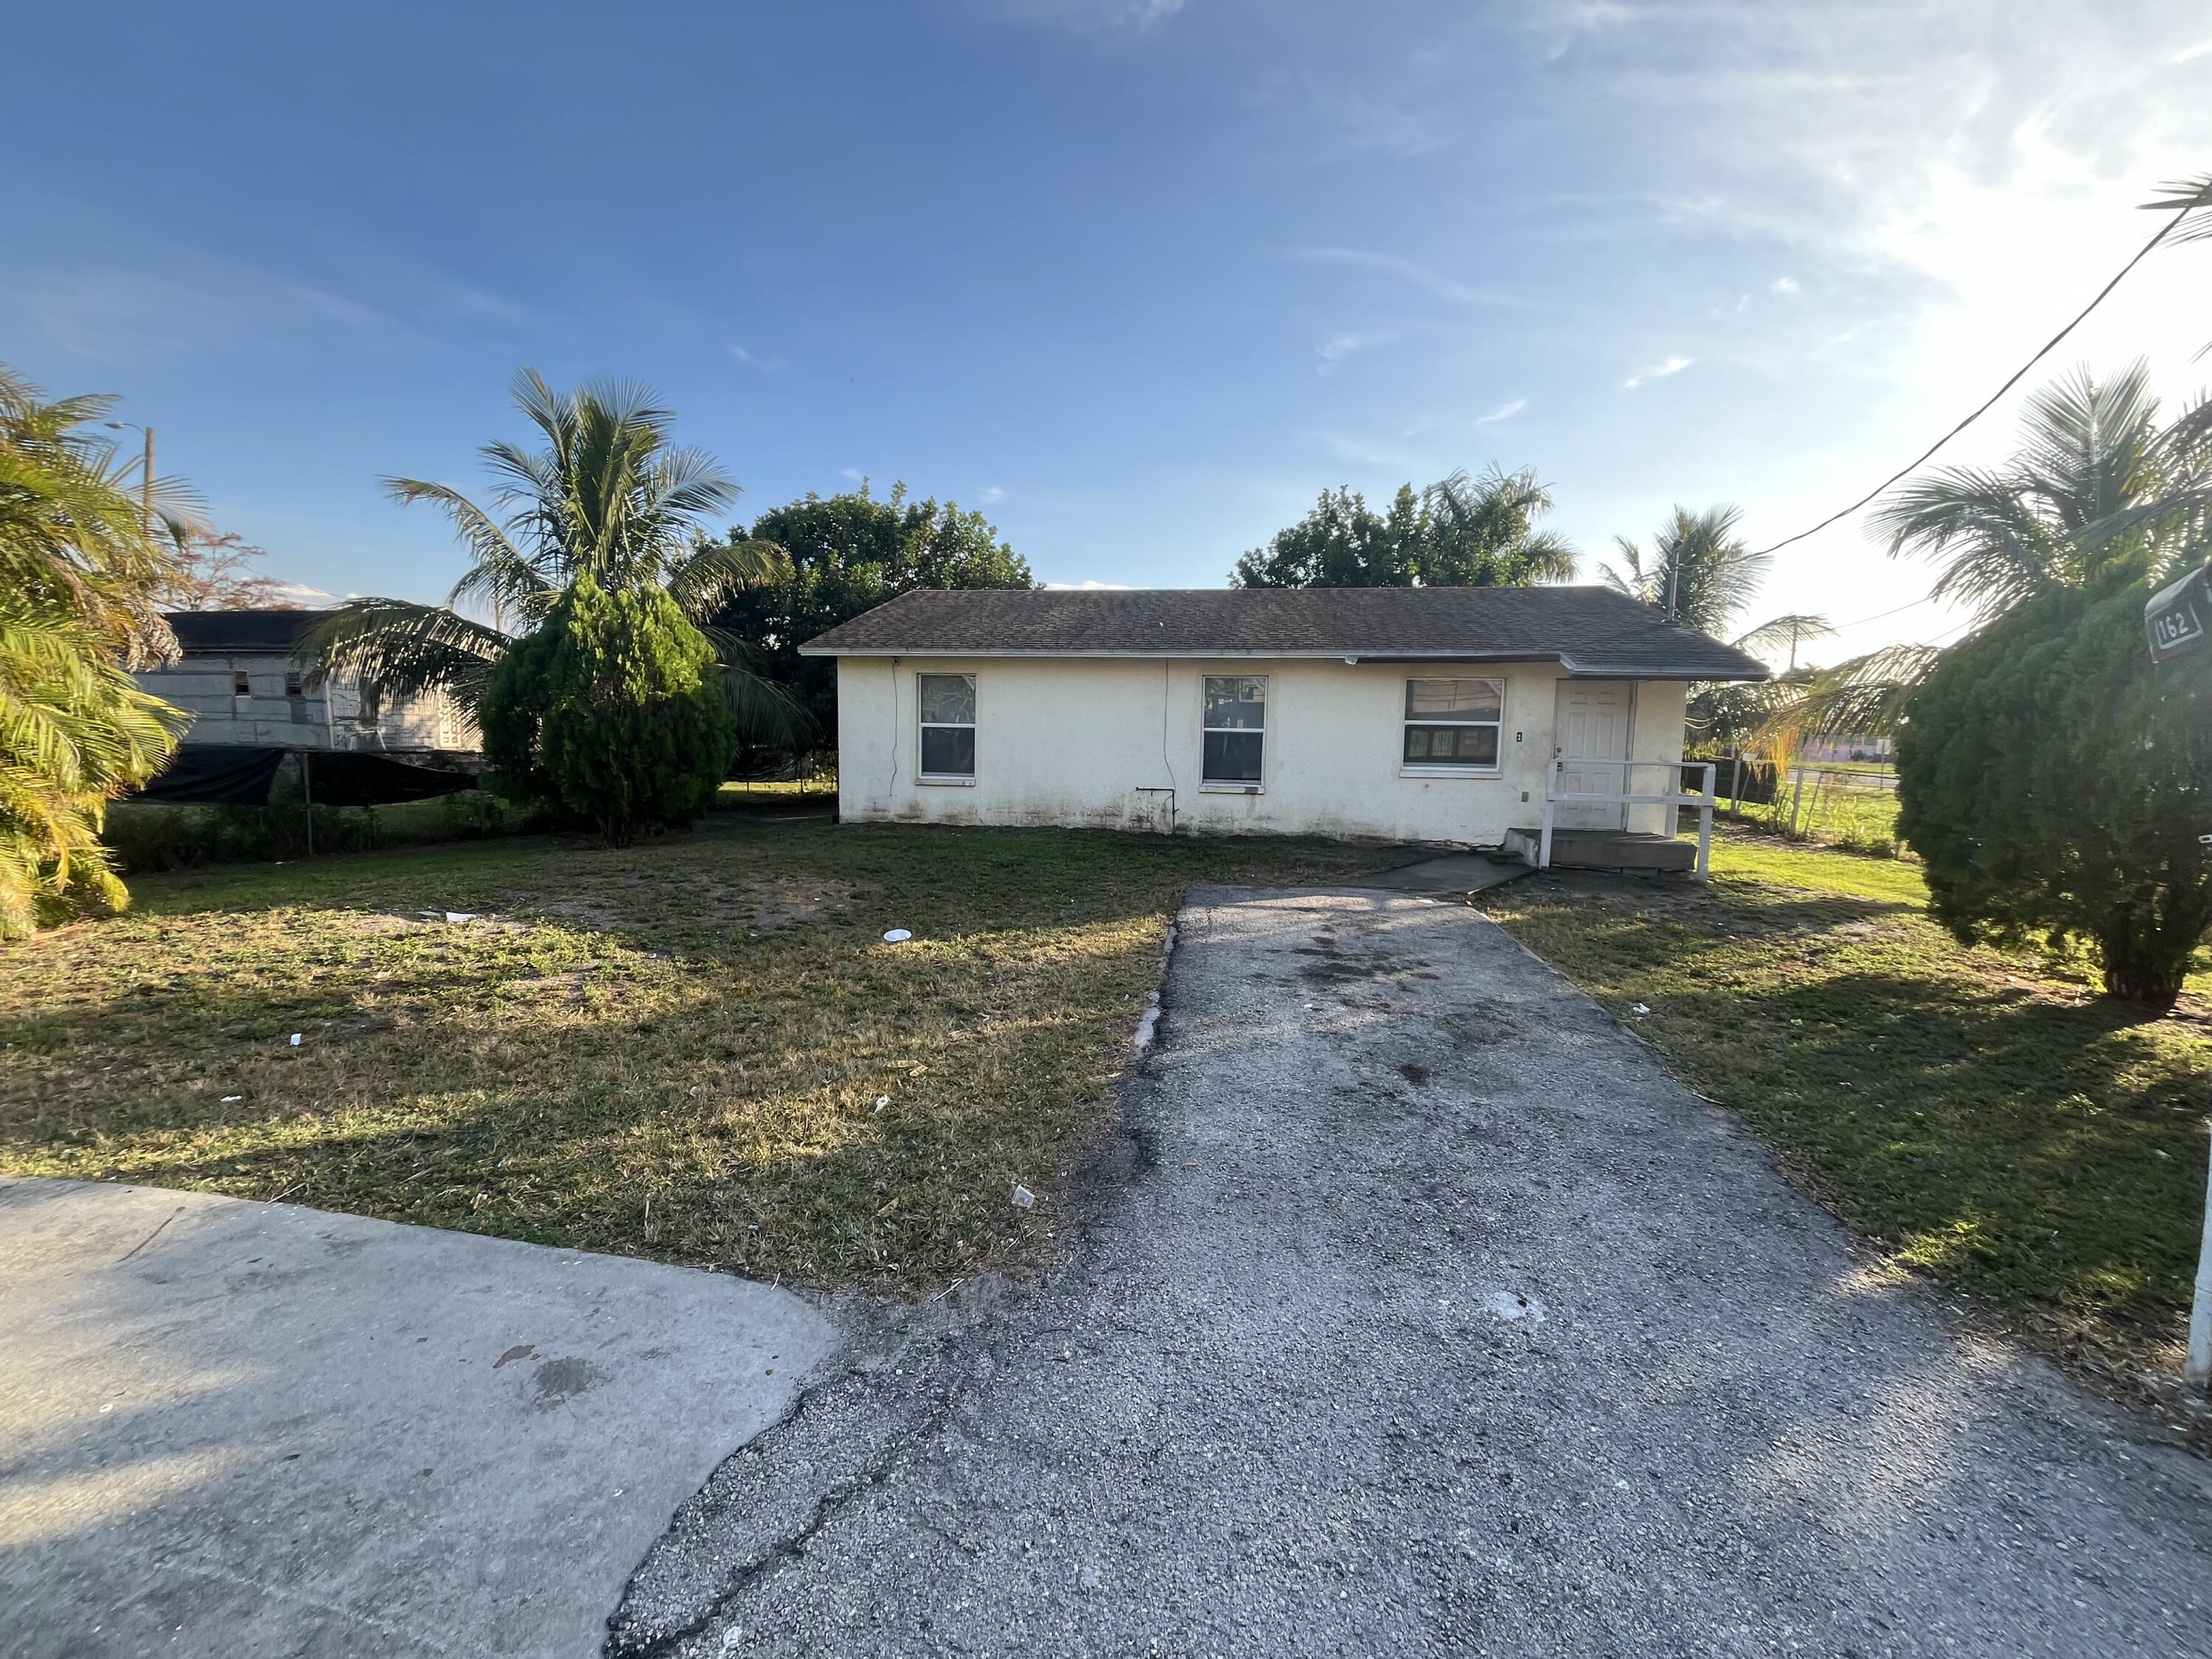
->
<box><xmin>1770</xmin><ymin>275</ymin><xmax>1801</xmax><ymax>296</ymax></box>
<box><xmin>979</xmin><ymin>485</ymin><xmax>1006</xmax><ymax>503</ymax></box>
<box><xmin>1043</xmin><ymin>578</ymin><xmax>1136</xmax><ymax>589</ymax></box>
<box><xmin>1314</xmin><ymin>330</ymin><xmax>1391</xmax><ymax>372</ymax></box>
<box><xmin>1623</xmin><ymin>354</ymin><xmax>1692</xmax><ymax>389</ymax></box>
<box><xmin>730</xmin><ymin>344</ymin><xmax>762</xmax><ymax>366</ymax></box>
<box><xmin>839</xmin><ymin>467</ymin><xmax>866</xmax><ymax>482</ymax></box>
<box><xmin>1293</xmin><ymin>247</ymin><xmax>1525</xmax><ymax>309</ymax></box>
<box><xmin>1476</xmin><ymin>397</ymin><xmax>1527</xmax><ymax>425</ymax></box>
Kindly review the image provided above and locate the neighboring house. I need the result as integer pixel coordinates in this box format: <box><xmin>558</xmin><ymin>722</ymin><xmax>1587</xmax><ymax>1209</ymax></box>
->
<box><xmin>136</xmin><ymin>609</ymin><xmax>476</xmax><ymax>754</ymax></box>
<box><xmin>799</xmin><ymin>587</ymin><xmax>1767</xmax><ymax>853</ymax></box>
<box><xmin>1800</xmin><ymin>733</ymin><xmax>1894</xmax><ymax>764</ymax></box>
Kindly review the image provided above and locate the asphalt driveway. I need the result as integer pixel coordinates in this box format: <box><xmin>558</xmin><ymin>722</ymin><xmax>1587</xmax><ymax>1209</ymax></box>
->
<box><xmin>0</xmin><ymin>1179</ymin><xmax>838</xmax><ymax>1658</ymax></box>
<box><xmin>608</xmin><ymin>885</ymin><xmax>2212</xmax><ymax>1658</ymax></box>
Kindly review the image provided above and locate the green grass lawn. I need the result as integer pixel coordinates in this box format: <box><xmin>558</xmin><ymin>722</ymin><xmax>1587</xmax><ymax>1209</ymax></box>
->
<box><xmin>1484</xmin><ymin>826</ymin><xmax>2212</xmax><ymax>1431</ymax></box>
<box><xmin>1</xmin><ymin>819</ymin><xmax>1376</xmax><ymax>1293</ymax></box>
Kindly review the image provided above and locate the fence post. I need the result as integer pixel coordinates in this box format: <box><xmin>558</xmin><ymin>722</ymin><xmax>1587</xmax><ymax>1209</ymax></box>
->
<box><xmin>1696</xmin><ymin>762</ymin><xmax>1715</xmax><ymax>881</ymax></box>
<box><xmin>1730</xmin><ymin>752</ymin><xmax>1743</xmax><ymax>821</ymax></box>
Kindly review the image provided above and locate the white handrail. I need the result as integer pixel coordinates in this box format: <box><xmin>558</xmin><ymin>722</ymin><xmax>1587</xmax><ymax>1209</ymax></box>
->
<box><xmin>1538</xmin><ymin>757</ymin><xmax>1717</xmax><ymax>880</ymax></box>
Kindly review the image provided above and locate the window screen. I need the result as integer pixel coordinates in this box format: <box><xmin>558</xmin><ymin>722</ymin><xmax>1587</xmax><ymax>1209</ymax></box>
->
<box><xmin>918</xmin><ymin>673</ymin><xmax>976</xmax><ymax>778</ymax></box>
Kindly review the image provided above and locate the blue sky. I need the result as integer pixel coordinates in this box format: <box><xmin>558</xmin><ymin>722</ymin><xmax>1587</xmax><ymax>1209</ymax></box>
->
<box><xmin>5</xmin><ymin>0</ymin><xmax>2208</xmax><ymax>664</ymax></box>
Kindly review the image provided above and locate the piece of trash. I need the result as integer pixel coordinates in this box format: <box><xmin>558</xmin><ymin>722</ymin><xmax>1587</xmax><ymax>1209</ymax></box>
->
<box><xmin>1630</xmin><ymin>1004</ymin><xmax>1651</xmax><ymax>1017</ymax></box>
<box><xmin>445</xmin><ymin>911</ymin><xmax>477</xmax><ymax>925</ymax></box>
<box><xmin>220</xmin><ymin>1095</ymin><xmax>243</xmax><ymax>1103</ymax></box>
<box><xmin>882</xmin><ymin>928</ymin><xmax>912</xmax><ymax>944</ymax></box>
<box><xmin>1012</xmin><ymin>1183</ymin><xmax>1036</xmax><ymax>1209</ymax></box>
<box><xmin>873</xmin><ymin>1095</ymin><xmax>889</xmax><ymax>1113</ymax></box>
<box><xmin>288</xmin><ymin>1033</ymin><xmax>302</xmax><ymax>1046</ymax></box>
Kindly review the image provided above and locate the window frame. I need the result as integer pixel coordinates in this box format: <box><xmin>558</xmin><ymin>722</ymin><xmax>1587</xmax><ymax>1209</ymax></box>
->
<box><xmin>1200</xmin><ymin>673</ymin><xmax>1267</xmax><ymax>790</ymax></box>
<box><xmin>915</xmin><ymin>671</ymin><xmax>977</xmax><ymax>785</ymax></box>
<box><xmin>1399</xmin><ymin>676</ymin><xmax>1506</xmax><ymax>775</ymax></box>
<box><xmin>232</xmin><ymin>669</ymin><xmax>253</xmax><ymax>699</ymax></box>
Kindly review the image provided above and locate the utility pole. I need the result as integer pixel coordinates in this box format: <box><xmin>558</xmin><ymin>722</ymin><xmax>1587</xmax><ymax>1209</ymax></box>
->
<box><xmin>1787</xmin><ymin>617</ymin><xmax>1801</xmax><ymax>672</ymax></box>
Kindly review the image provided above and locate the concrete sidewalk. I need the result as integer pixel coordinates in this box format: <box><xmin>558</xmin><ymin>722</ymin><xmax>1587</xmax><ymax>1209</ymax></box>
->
<box><xmin>606</xmin><ymin>886</ymin><xmax>2212</xmax><ymax>1658</ymax></box>
<box><xmin>0</xmin><ymin>1179</ymin><xmax>839</xmax><ymax>1658</ymax></box>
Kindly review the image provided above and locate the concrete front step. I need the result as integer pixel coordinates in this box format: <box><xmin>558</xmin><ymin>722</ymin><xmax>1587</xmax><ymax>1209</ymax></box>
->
<box><xmin>1500</xmin><ymin>827</ymin><xmax>1697</xmax><ymax>872</ymax></box>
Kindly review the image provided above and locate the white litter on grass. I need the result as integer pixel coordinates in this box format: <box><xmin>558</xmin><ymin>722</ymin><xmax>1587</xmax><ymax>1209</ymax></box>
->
<box><xmin>1630</xmin><ymin>1004</ymin><xmax>1652</xmax><ymax>1017</ymax></box>
<box><xmin>445</xmin><ymin>911</ymin><xmax>478</xmax><ymax>925</ymax></box>
<box><xmin>882</xmin><ymin>928</ymin><xmax>912</xmax><ymax>944</ymax></box>
<box><xmin>220</xmin><ymin>1095</ymin><xmax>243</xmax><ymax>1103</ymax></box>
<box><xmin>873</xmin><ymin>1095</ymin><xmax>889</xmax><ymax>1113</ymax></box>
<box><xmin>1012</xmin><ymin>1183</ymin><xmax>1037</xmax><ymax>1210</ymax></box>
<box><xmin>1482</xmin><ymin>1290</ymin><xmax>1546</xmax><ymax>1325</ymax></box>
<box><xmin>288</xmin><ymin>1034</ymin><xmax>302</xmax><ymax>1046</ymax></box>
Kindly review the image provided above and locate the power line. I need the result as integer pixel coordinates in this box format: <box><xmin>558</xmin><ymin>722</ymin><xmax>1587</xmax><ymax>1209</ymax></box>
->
<box><xmin>1751</xmin><ymin>190</ymin><xmax>2208</xmax><ymax>560</ymax></box>
<box><xmin>1828</xmin><ymin>594</ymin><xmax>1938</xmax><ymax>631</ymax></box>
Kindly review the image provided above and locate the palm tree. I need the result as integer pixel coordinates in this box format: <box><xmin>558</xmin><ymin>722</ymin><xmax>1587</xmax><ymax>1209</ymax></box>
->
<box><xmin>1604</xmin><ymin>503</ymin><xmax>1829</xmax><ymax>657</ymax></box>
<box><xmin>1421</xmin><ymin>465</ymin><xmax>1578</xmax><ymax>585</ymax></box>
<box><xmin>1775</xmin><ymin>360</ymin><xmax>2199</xmax><ymax>748</ymax></box>
<box><xmin>305</xmin><ymin>370</ymin><xmax>806</xmax><ymax>742</ymax></box>
<box><xmin>0</xmin><ymin>364</ymin><xmax>192</xmax><ymax>936</ymax></box>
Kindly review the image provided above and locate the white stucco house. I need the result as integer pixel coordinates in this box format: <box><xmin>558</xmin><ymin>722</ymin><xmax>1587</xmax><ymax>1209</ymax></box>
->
<box><xmin>799</xmin><ymin>587</ymin><xmax>1768</xmax><ymax>864</ymax></box>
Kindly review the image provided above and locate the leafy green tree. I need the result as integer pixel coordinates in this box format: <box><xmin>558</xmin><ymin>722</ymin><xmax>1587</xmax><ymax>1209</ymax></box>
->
<box><xmin>0</xmin><ymin>364</ymin><xmax>192</xmax><ymax>936</ymax></box>
<box><xmin>1897</xmin><ymin>577</ymin><xmax>2212</xmax><ymax>1007</ymax></box>
<box><xmin>706</xmin><ymin>482</ymin><xmax>1032</xmax><ymax>740</ymax></box>
<box><xmin>479</xmin><ymin>575</ymin><xmax>734</xmax><ymax>846</ymax></box>
<box><xmin>1231</xmin><ymin>467</ymin><xmax>1575</xmax><ymax>588</ymax></box>
<box><xmin>306</xmin><ymin>370</ymin><xmax>804</xmax><ymax>745</ymax></box>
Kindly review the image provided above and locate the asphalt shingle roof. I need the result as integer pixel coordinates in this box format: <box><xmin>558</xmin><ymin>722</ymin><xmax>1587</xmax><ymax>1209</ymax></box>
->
<box><xmin>798</xmin><ymin>586</ymin><xmax>1769</xmax><ymax>680</ymax></box>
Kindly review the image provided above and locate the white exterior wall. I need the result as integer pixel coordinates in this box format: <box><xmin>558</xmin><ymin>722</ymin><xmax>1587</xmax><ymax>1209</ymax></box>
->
<box><xmin>832</xmin><ymin>655</ymin><xmax>1690</xmax><ymax>845</ymax></box>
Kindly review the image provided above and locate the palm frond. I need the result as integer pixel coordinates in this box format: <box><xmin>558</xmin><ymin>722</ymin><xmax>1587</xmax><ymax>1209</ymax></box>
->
<box><xmin>2139</xmin><ymin>173</ymin><xmax>2212</xmax><ymax>245</ymax></box>
<box><xmin>1750</xmin><ymin>643</ymin><xmax>1943</xmax><ymax>763</ymax></box>
<box><xmin>669</xmin><ymin>538</ymin><xmax>788</xmax><ymax>623</ymax></box>
<box><xmin>716</xmin><ymin>663</ymin><xmax>815</xmax><ymax>749</ymax></box>
<box><xmin>297</xmin><ymin>599</ymin><xmax>510</xmax><ymax>714</ymax></box>
<box><xmin>383</xmin><ymin>476</ymin><xmax>556</xmax><ymax>626</ymax></box>
<box><xmin>1730</xmin><ymin>612</ymin><xmax>1834</xmax><ymax>659</ymax></box>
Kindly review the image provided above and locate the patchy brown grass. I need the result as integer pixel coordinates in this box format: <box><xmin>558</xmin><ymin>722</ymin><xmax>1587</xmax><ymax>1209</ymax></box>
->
<box><xmin>1</xmin><ymin>818</ymin><xmax>1377</xmax><ymax>1293</ymax></box>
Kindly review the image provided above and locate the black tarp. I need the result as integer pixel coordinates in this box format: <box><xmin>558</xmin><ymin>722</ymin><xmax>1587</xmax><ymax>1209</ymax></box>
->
<box><xmin>304</xmin><ymin>751</ymin><xmax>478</xmax><ymax>807</ymax></box>
<box><xmin>132</xmin><ymin>745</ymin><xmax>478</xmax><ymax>807</ymax></box>
<box><xmin>133</xmin><ymin>745</ymin><xmax>288</xmax><ymax>804</ymax></box>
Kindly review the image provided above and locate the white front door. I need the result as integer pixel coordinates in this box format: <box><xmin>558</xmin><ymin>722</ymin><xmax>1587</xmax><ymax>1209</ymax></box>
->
<box><xmin>1553</xmin><ymin>681</ymin><xmax>1632</xmax><ymax>830</ymax></box>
